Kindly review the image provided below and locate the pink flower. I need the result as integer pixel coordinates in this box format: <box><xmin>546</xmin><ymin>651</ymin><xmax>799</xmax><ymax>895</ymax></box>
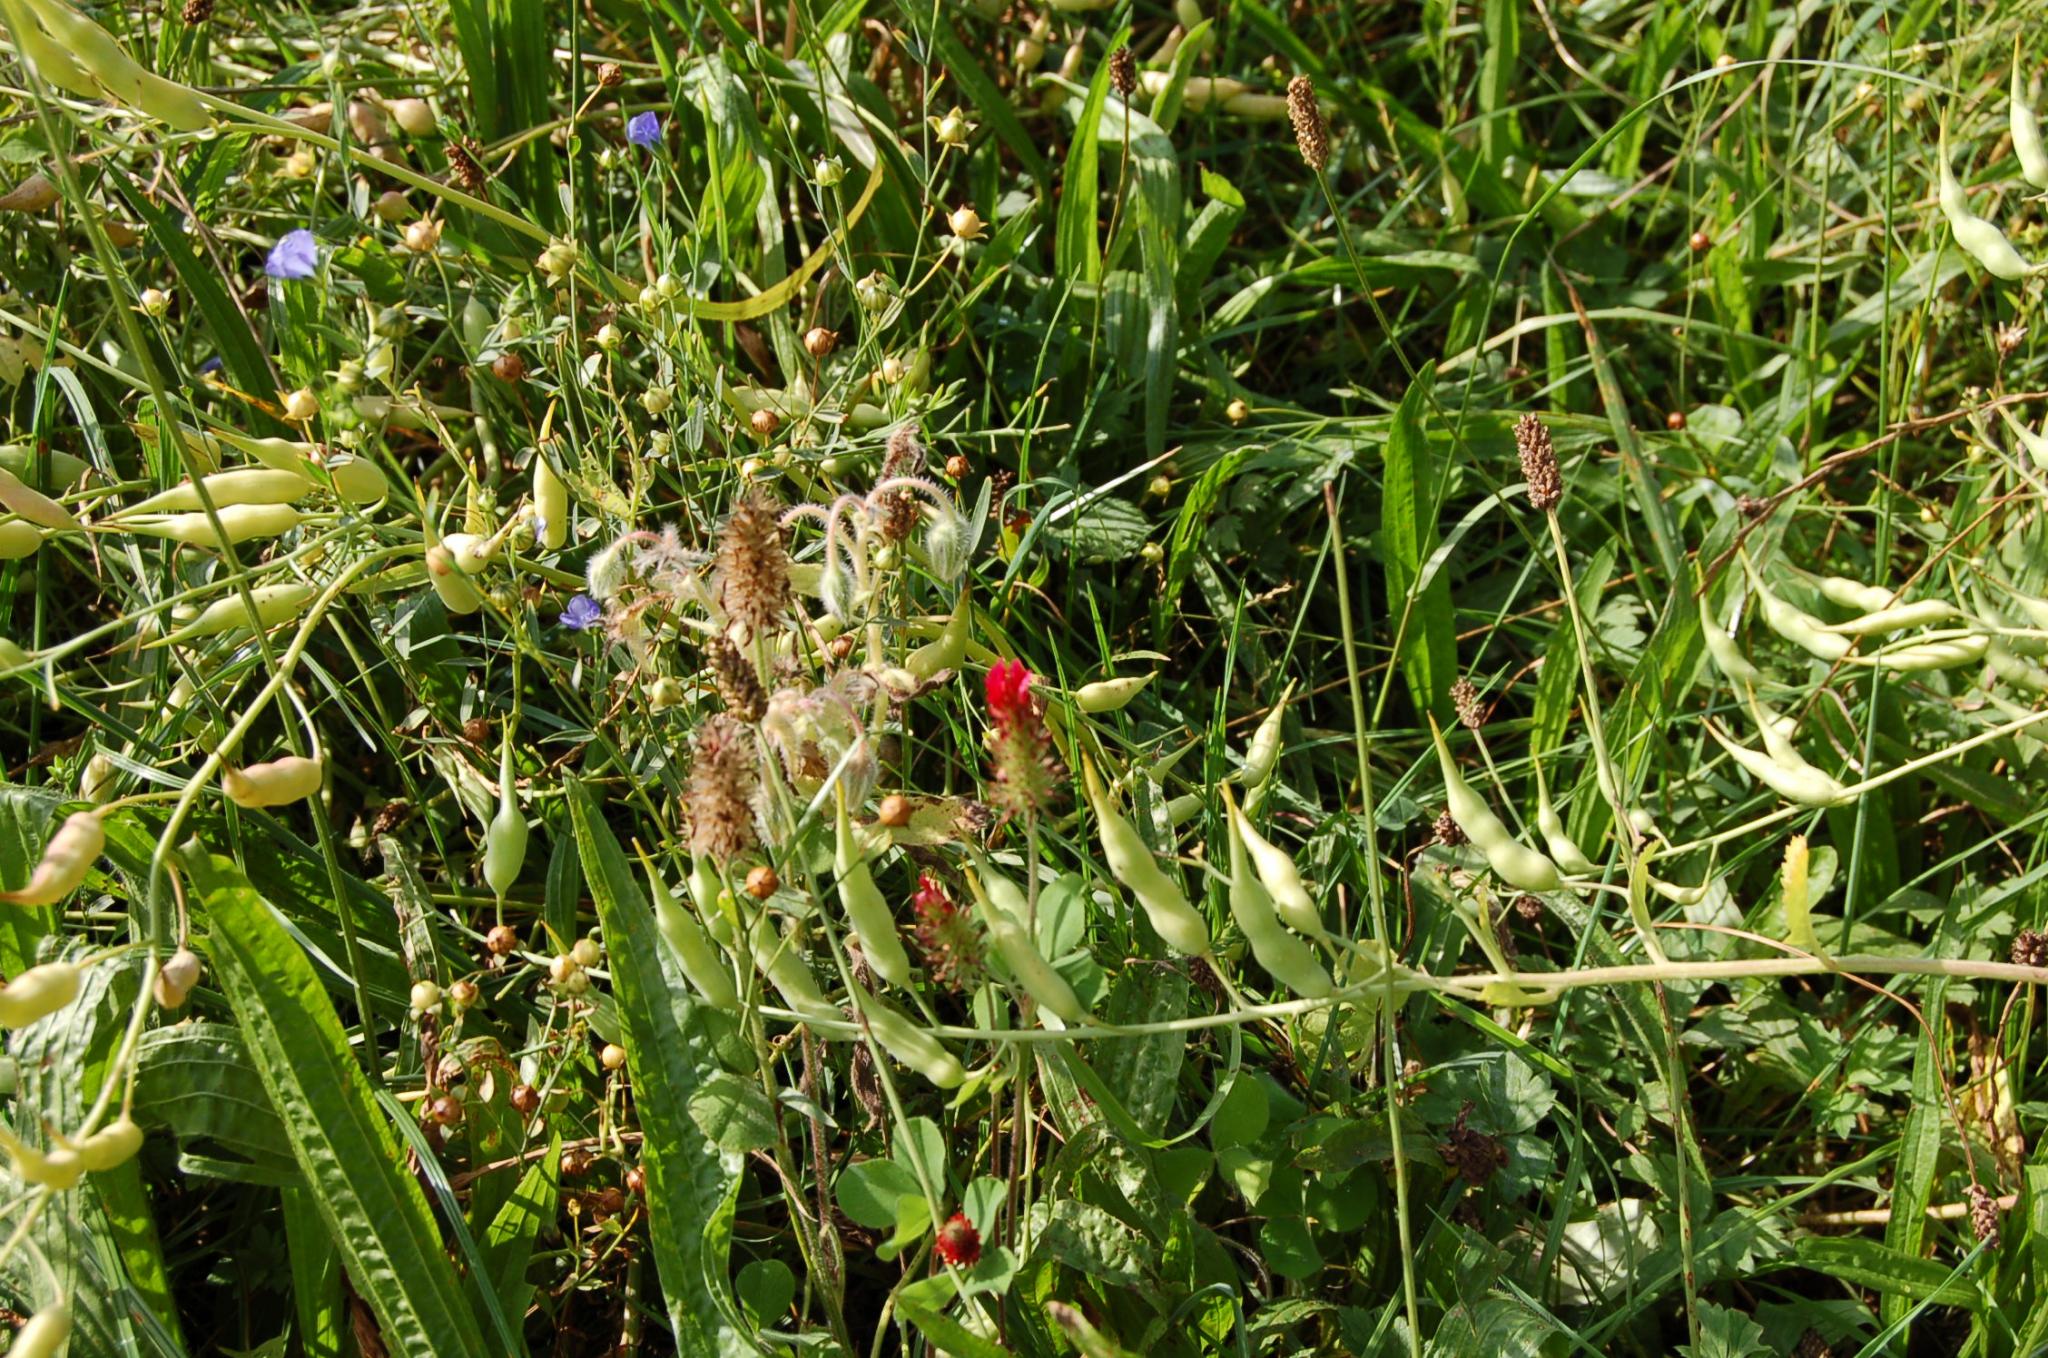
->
<box><xmin>982</xmin><ymin>661</ymin><xmax>1061</xmax><ymax>819</ymax></box>
<box><xmin>984</xmin><ymin>660</ymin><xmax>1035</xmax><ymax>732</ymax></box>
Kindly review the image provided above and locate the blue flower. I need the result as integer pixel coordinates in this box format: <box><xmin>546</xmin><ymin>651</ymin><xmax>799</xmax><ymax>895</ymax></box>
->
<box><xmin>626</xmin><ymin>112</ymin><xmax>663</xmax><ymax>149</ymax></box>
<box><xmin>559</xmin><ymin>594</ymin><xmax>603</xmax><ymax>631</ymax></box>
<box><xmin>265</xmin><ymin>228</ymin><xmax>319</xmax><ymax>280</ymax></box>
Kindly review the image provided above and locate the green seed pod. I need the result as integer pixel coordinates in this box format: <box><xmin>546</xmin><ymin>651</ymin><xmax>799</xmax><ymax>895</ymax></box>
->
<box><xmin>1810</xmin><ymin>574</ymin><xmax>1895</xmax><ymax>614</ymax></box>
<box><xmin>1224</xmin><ymin>798</ymin><xmax>1324</xmax><ymax>937</ymax></box>
<box><xmin>1235</xmin><ymin>680</ymin><xmax>1296</xmax><ymax>788</ymax></box>
<box><xmin>1</xmin><ymin>0</ymin><xmax>98</xmax><ymax>97</ymax></box>
<box><xmin>0</xmin><ymin>467</ymin><xmax>77</xmax><ymax>532</ymax></box>
<box><xmin>0</xmin><ymin>812</ymin><xmax>103</xmax><ymax>906</ymax></box>
<box><xmin>1747</xmin><ymin>567</ymin><xmax>1850</xmax><ymax>660</ymax></box>
<box><xmin>1937</xmin><ymin>125</ymin><xmax>2032</xmax><ymax>281</ymax></box>
<box><xmin>1164</xmin><ymin>791</ymin><xmax>1204</xmax><ymax>826</ymax></box>
<box><xmin>1845</xmin><ymin>634</ymin><xmax>1989</xmax><ymax>672</ymax></box>
<box><xmin>0</xmin><ymin>961</ymin><xmax>80</xmax><ymax>1027</ymax></box>
<box><xmin>1530</xmin><ymin>755</ymin><xmax>1598</xmax><ymax>876</ymax></box>
<box><xmin>968</xmin><ymin>862</ymin><xmax>1087</xmax><ymax>1023</ymax></box>
<box><xmin>441</xmin><ymin>531</ymin><xmax>501</xmax><ymax>575</ymax></box>
<box><xmin>2014</xmin><ymin>41</ymin><xmax>2048</xmax><ymax>190</ymax></box>
<box><xmin>1698</xmin><ymin>600</ymin><xmax>1760</xmax><ymax>685</ymax></box>
<box><xmin>640</xmin><ymin>850</ymin><xmax>737</xmax><ymax>1009</ymax></box>
<box><xmin>1819</xmin><ymin>599</ymin><xmax>1957</xmax><ymax>635</ymax></box>
<box><xmin>69</xmin><ymin>1115</ymin><xmax>143</xmax><ymax>1172</ymax></box>
<box><xmin>1082</xmin><ymin>761</ymin><xmax>1211</xmax><ymax>955</ymax></box>
<box><xmin>422</xmin><ymin>515</ymin><xmax>484</xmax><ymax>615</ymax></box>
<box><xmin>122</xmin><ymin>503</ymin><xmax>303</xmax><ymax>549</ymax></box>
<box><xmin>834</xmin><ymin>793</ymin><xmax>911</xmax><ymax>987</ymax></box>
<box><xmin>534</xmin><ymin>452</ymin><xmax>569</xmax><ymax>550</ymax></box>
<box><xmin>1987</xmin><ymin>641</ymin><xmax>2048</xmax><ymax>693</ymax></box>
<box><xmin>0</xmin><ymin>520</ymin><xmax>42</xmax><ymax>560</ymax></box>
<box><xmin>0</xmin><ymin>1123</ymin><xmax>82</xmax><ymax>1190</ymax></box>
<box><xmin>1073</xmin><ymin>673</ymin><xmax>1153</xmax><ymax>714</ymax></box>
<box><xmin>119</xmin><ymin>467</ymin><xmax>308</xmax><ymax>517</ymax></box>
<box><xmin>1427</xmin><ymin>719</ymin><xmax>1561</xmax><ymax>894</ymax></box>
<box><xmin>154</xmin><ymin>582</ymin><xmax>315</xmax><ymax>647</ymax></box>
<box><xmin>481</xmin><ymin>744</ymin><xmax>527</xmax><ymax>901</ymax></box>
<box><xmin>223</xmin><ymin>755</ymin><xmax>323</xmax><ymax>808</ymax></box>
<box><xmin>321</xmin><ymin>455</ymin><xmax>388</xmax><ymax>505</ymax></box>
<box><xmin>5</xmin><ymin>1301</ymin><xmax>72</xmax><ymax>1358</ymax></box>
<box><xmin>25</xmin><ymin>0</ymin><xmax>210</xmax><ymax>130</ymax></box>
<box><xmin>1221</xmin><ymin>787</ymin><xmax>1330</xmax><ymax>999</ymax></box>
<box><xmin>2000</xmin><ymin>407</ymin><xmax>2048</xmax><ymax>470</ymax></box>
<box><xmin>1781</xmin><ymin>834</ymin><xmax>1823</xmax><ymax>957</ymax></box>
<box><xmin>903</xmin><ymin>589</ymin><xmax>970</xmax><ymax>681</ymax></box>
<box><xmin>688</xmin><ymin>855</ymin><xmax>736</xmax><ymax>945</ymax></box>
<box><xmin>1704</xmin><ymin>721</ymin><xmax>1853</xmax><ymax>807</ymax></box>
<box><xmin>747</xmin><ymin>915</ymin><xmax>846</xmax><ymax>1031</ymax></box>
<box><xmin>859</xmin><ymin>992</ymin><xmax>965</xmax><ymax>1087</ymax></box>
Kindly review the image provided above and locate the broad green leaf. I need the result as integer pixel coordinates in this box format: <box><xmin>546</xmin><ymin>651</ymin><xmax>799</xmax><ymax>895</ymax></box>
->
<box><xmin>483</xmin><ymin>1146</ymin><xmax>556</xmax><ymax>1322</ymax></box>
<box><xmin>1881</xmin><ymin>987</ymin><xmax>1946</xmax><ymax>1326</ymax></box>
<box><xmin>1380</xmin><ymin>367</ymin><xmax>1456</xmax><ymax>720</ymax></box>
<box><xmin>838</xmin><ymin>1158</ymin><xmax>921</xmax><ymax>1230</ymax></box>
<box><xmin>689</xmin><ymin>1072</ymin><xmax>779</xmax><ymax>1153</ymax></box>
<box><xmin>191</xmin><ymin>850</ymin><xmax>490</xmax><ymax>1358</ymax></box>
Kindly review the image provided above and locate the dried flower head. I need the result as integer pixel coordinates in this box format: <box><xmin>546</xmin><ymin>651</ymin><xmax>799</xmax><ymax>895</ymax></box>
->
<box><xmin>877</xmin><ymin>425</ymin><xmax>926</xmax><ymax>542</ymax></box>
<box><xmin>1432</xmin><ymin>808</ymin><xmax>1466</xmax><ymax>848</ymax></box>
<box><xmin>706</xmin><ymin>635</ymin><xmax>766</xmax><ymax>723</ymax></box>
<box><xmin>686</xmin><ymin>714</ymin><xmax>760</xmax><ymax>863</ymax></box>
<box><xmin>180</xmin><ymin>0</ymin><xmax>213</xmax><ymax>22</ymax></box>
<box><xmin>596</xmin><ymin>61</ymin><xmax>625</xmax><ymax>89</ymax></box>
<box><xmin>1968</xmin><ymin>1182</ymin><xmax>2002</xmax><ymax>1248</ymax></box>
<box><xmin>1450</xmin><ymin>678</ymin><xmax>1484</xmax><ymax>730</ymax></box>
<box><xmin>1109</xmin><ymin>45</ymin><xmax>1137</xmax><ymax>99</ymax></box>
<box><xmin>716</xmin><ymin>490</ymin><xmax>793</xmax><ymax>641</ymax></box>
<box><xmin>1438</xmin><ymin>1104</ymin><xmax>1506</xmax><ymax>1186</ymax></box>
<box><xmin>2012</xmin><ymin>928</ymin><xmax>2048</xmax><ymax>968</ymax></box>
<box><xmin>448</xmin><ymin>136</ymin><xmax>489</xmax><ymax>195</ymax></box>
<box><xmin>1513</xmin><ymin>893</ymin><xmax>1544</xmax><ymax>923</ymax></box>
<box><xmin>984</xmin><ymin>661</ymin><xmax>1063</xmax><ymax>819</ymax></box>
<box><xmin>1514</xmin><ymin>413</ymin><xmax>1562</xmax><ymax>512</ymax></box>
<box><xmin>1287</xmin><ymin>75</ymin><xmax>1329</xmax><ymax>172</ymax></box>
<box><xmin>911</xmin><ymin>874</ymin><xmax>984</xmax><ymax>991</ymax></box>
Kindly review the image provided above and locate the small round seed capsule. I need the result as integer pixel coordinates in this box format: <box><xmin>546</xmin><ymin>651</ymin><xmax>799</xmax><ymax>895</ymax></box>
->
<box><xmin>625</xmin><ymin>1165</ymin><xmax>646</xmax><ymax>1194</ymax></box>
<box><xmin>447</xmin><ymin>979</ymin><xmax>479</xmax><ymax>1011</ymax></box>
<box><xmin>571</xmin><ymin>936</ymin><xmax>602</xmax><ymax>969</ymax></box>
<box><xmin>493</xmin><ymin>352</ymin><xmax>526</xmax><ymax>383</ymax></box>
<box><xmin>600</xmin><ymin>1043</ymin><xmax>627</xmax><ymax>1071</ymax></box>
<box><xmin>1226</xmin><ymin>398</ymin><xmax>1250</xmax><ymax>425</ymax></box>
<box><xmin>750</xmin><ymin>409</ymin><xmax>780</xmax><ymax>438</ymax></box>
<box><xmin>560</xmin><ymin>1149</ymin><xmax>590</xmax><ymax>1177</ymax></box>
<box><xmin>548</xmin><ymin>953</ymin><xmax>579</xmax><ymax>986</ymax></box>
<box><xmin>745</xmin><ymin>865</ymin><xmax>779</xmax><ymax>900</ymax></box>
<box><xmin>153</xmin><ymin>949</ymin><xmax>202</xmax><ymax>1009</ymax></box>
<box><xmin>803</xmin><ymin>327</ymin><xmax>837</xmax><ymax>357</ymax></box>
<box><xmin>428</xmin><ymin>1094</ymin><xmax>464</xmax><ymax>1126</ymax></box>
<box><xmin>945</xmin><ymin>453</ymin><xmax>969</xmax><ymax>479</ymax></box>
<box><xmin>510</xmin><ymin>1083</ymin><xmax>541</xmax><ymax>1115</ymax></box>
<box><xmin>1665</xmin><ymin>410</ymin><xmax>1686</xmax><ymax>431</ymax></box>
<box><xmin>486</xmin><ymin>924</ymin><xmax>519</xmax><ymax>955</ymax></box>
<box><xmin>1689</xmin><ymin>230</ymin><xmax>1711</xmax><ymax>252</ymax></box>
<box><xmin>409</xmin><ymin>980</ymin><xmax>442</xmax><ymax>1016</ymax></box>
<box><xmin>876</xmin><ymin>794</ymin><xmax>912</xmax><ymax>828</ymax></box>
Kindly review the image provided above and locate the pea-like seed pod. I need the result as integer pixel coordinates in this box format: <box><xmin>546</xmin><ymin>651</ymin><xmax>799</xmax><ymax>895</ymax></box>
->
<box><xmin>1074</xmin><ymin>673</ymin><xmax>1153</xmax><ymax>713</ymax></box>
<box><xmin>224</xmin><ymin>755</ymin><xmax>323</xmax><ymax>809</ymax></box>
<box><xmin>834</xmin><ymin>793</ymin><xmax>911</xmax><ymax>986</ymax></box>
<box><xmin>2015</xmin><ymin>43</ymin><xmax>2048</xmax><ymax>190</ymax></box>
<box><xmin>320</xmin><ymin>455</ymin><xmax>387</xmax><ymax>505</ymax></box>
<box><xmin>1698</xmin><ymin>600</ymin><xmax>1760</xmax><ymax>685</ymax></box>
<box><xmin>2</xmin><ymin>0</ymin><xmax>98</xmax><ymax>97</ymax></box>
<box><xmin>1819</xmin><ymin>599</ymin><xmax>1957</xmax><ymax>635</ymax></box>
<box><xmin>0</xmin><ymin>962</ymin><xmax>80</xmax><ymax>1027</ymax></box>
<box><xmin>122</xmin><ymin>504</ymin><xmax>303</xmax><ymax>549</ymax></box>
<box><xmin>0</xmin><ymin>172</ymin><xmax>58</xmax><ymax>213</ymax></box>
<box><xmin>688</xmin><ymin>855</ymin><xmax>736</xmax><ymax>945</ymax></box>
<box><xmin>0</xmin><ymin>813</ymin><xmax>103</xmax><ymax>906</ymax></box>
<box><xmin>154</xmin><ymin>582</ymin><xmax>315</xmax><ymax>647</ymax></box>
<box><xmin>0</xmin><ymin>520</ymin><xmax>43</xmax><ymax>560</ymax></box>
<box><xmin>1937</xmin><ymin>126</ymin><xmax>2033</xmax><ymax>281</ymax></box>
<box><xmin>1081</xmin><ymin>761</ymin><xmax>1212</xmax><ymax>956</ymax></box>
<box><xmin>747</xmin><ymin>915</ymin><xmax>846</xmax><ymax>1031</ymax></box>
<box><xmin>1234</xmin><ymin>680</ymin><xmax>1297</xmax><ymax>787</ymax></box>
<box><xmin>152</xmin><ymin>947</ymin><xmax>201</xmax><ymax>1008</ymax></box>
<box><xmin>119</xmin><ymin>467</ymin><xmax>308</xmax><ymax>517</ymax></box>
<box><xmin>25</xmin><ymin>0</ymin><xmax>210</xmax><ymax>130</ymax></box>
<box><xmin>0</xmin><ymin>1124</ymin><xmax>83</xmax><ymax>1190</ymax></box>
<box><xmin>481</xmin><ymin>744</ymin><xmax>527</xmax><ymax>901</ymax></box>
<box><xmin>969</xmin><ymin>862</ymin><xmax>1087</xmax><ymax>1022</ymax></box>
<box><xmin>1843</xmin><ymin>634</ymin><xmax>1989</xmax><ymax>672</ymax></box>
<box><xmin>1987</xmin><ymin>641</ymin><xmax>2048</xmax><ymax>693</ymax></box>
<box><xmin>641</xmin><ymin>851</ymin><xmax>737</xmax><ymax>1010</ymax></box>
<box><xmin>1221</xmin><ymin>787</ymin><xmax>1331</xmax><ymax>999</ymax></box>
<box><xmin>1427</xmin><ymin>719</ymin><xmax>1562</xmax><ymax>893</ymax></box>
<box><xmin>1781</xmin><ymin>835</ymin><xmax>1824</xmax><ymax>957</ymax></box>
<box><xmin>422</xmin><ymin>519</ymin><xmax>484</xmax><ymax>614</ymax></box>
<box><xmin>859</xmin><ymin>992</ymin><xmax>965</xmax><ymax>1087</ymax></box>
<box><xmin>1811</xmin><ymin>574</ymin><xmax>1895</xmax><ymax>614</ymax></box>
<box><xmin>533</xmin><ymin>453</ymin><xmax>568</xmax><ymax>551</ymax></box>
<box><xmin>69</xmin><ymin>1115</ymin><xmax>143</xmax><ymax>1172</ymax></box>
<box><xmin>441</xmin><ymin>531</ymin><xmax>502</xmax><ymax>575</ymax></box>
<box><xmin>1747</xmin><ymin>568</ymin><xmax>1850</xmax><ymax>660</ymax></box>
<box><xmin>1530</xmin><ymin>755</ymin><xmax>1598</xmax><ymax>876</ymax></box>
<box><xmin>903</xmin><ymin>589</ymin><xmax>970</xmax><ymax>681</ymax></box>
<box><xmin>1224</xmin><ymin>800</ymin><xmax>1324</xmax><ymax>937</ymax></box>
<box><xmin>6</xmin><ymin>1301</ymin><xmax>72</xmax><ymax>1357</ymax></box>
<box><xmin>0</xmin><ymin>467</ymin><xmax>78</xmax><ymax>532</ymax></box>
<box><xmin>1704</xmin><ymin>721</ymin><xmax>1854</xmax><ymax>807</ymax></box>
<box><xmin>1164</xmin><ymin>791</ymin><xmax>1204</xmax><ymax>826</ymax></box>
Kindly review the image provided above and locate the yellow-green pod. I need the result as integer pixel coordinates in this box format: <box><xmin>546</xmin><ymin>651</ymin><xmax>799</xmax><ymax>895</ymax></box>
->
<box><xmin>70</xmin><ymin>1115</ymin><xmax>143</xmax><ymax>1172</ymax></box>
<box><xmin>1819</xmin><ymin>599</ymin><xmax>1957</xmax><ymax>635</ymax></box>
<box><xmin>1937</xmin><ymin>125</ymin><xmax>2032</xmax><ymax>281</ymax></box>
<box><xmin>860</xmin><ymin>993</ymin><xmax>965</xmax><ymax>1087</ymax></box>
<box><xmin>1081</xmin><ymin>761</ymin><xmax>1211</xmax><ymax>955</ymax></box>
<box><xmin>0</xmin><ymin>812</ymin><xmax>103</xmax><ymax>906</ymax></box>
<box><xmin>1427</xmin><ymin>719</ymin><xmax>1561</xmax><ymax>894</ymax></box>
<box><xmin>480</xmin><ymin>743</ymin><xmax>527</xmax><ymax>901</ymax></box>
<box><xmin>422</xmin><ymin>517</ymin><xmax>484</xmax><ymax>616</ymax></box>
<box><xmin>534</xmin><ymin>452</ymin><xmax>569</xmax><ymax>550</ymax></box>
<box><xmin>1811</xmin><ymin>574</ymin><xmax>1894</xmax><ymax>614</ymax></box>
<box><xmin>2</xmin><ymin>0</ymin><xmax>98</xmax><ymax>97</ymax></box>
<box><xmin>1987</xmin><ymin>641</ymin><xmax>2048</xmax><ymax>693</ymax></box>
<box><xmin>1224</xmin><ymin>798</ymin><xmax>1324</xmax><ymax>937</ymax></box>
<box><xmin>0</xmin><ymin>1124</ymin><xmax>82</xmax><ymax>1190</ymax></box>
<box><xmin>1750</xmin><ymin>572</ymin><xmax>1850</xmax><ymax>660</ymax></box>
<box><xmin>1847</xmin><ymin>634</ymin><xmax>1989</xmax><ymax>672</ymax></box>
<box><xmin>223</xmin><ymin>755</ymin><xmax>323</xmax><ymax>809</ymax></box>
<box><xmin>1222</xmin><ymin>788</ymin><xmax>1330</xmax><ymax>999</ymax></box>
<box><xmin>2015</xmin><ymin>40</ymin><xmax>2048</xmax><ymax>190</ymax></box>
<box><xmin>154</xmin><ymin>582</ymin><xmax>314</xmax><ymax>647</ymax></box>
<box><xmin>26</xmin><ymin>0</ymin><xmax>209</xmax><ymax>130</ymax></box>
<box><xmin>748</xmin><ymin>915</ymin><xmax>845</xmax><ymax>1032</ymax></box>
<box><xmin>1529</xmin><ymin>755</ymin><xmax>1598</xmax><ymax>876</ymax></box>
<box><xmin>968</xmin><ymin>864</ymin><xmax>1086</xmax><ymax>1023</ymax></box>
<box><xmin>1235</xmin><ymin>680</ymin><xmax>1296</xmax><ymax>787</ymax></box>
<box><xmin>1698</xmin><ymin>600</ymin><xmax>1759</xmax><ymax>685</ymax></box>
<box><xmin>119</xmin><ymin>467</ymin><xmax>307</xmax><ymax>517</ymax></box>
<box><xmin>2000</xmin><ymin>408</ymin><xmax>2048</xmax><ymax>470</ymax></box>
<box><xmin>1074</xmin><ymin>673</ymin><xmax>1153</xmax><ymax>713</ymax></box>
<box><xmin>0</xmin><ymin>961</ymin><xmax>80</xmax><ymax>1027</ymax></box>
<box><xmin>1704</xmin><ymin>722</ymin><xmax>1853</xmax><ymax>807</ymax></box>
<box><xmin>904</xmin><ymin>589</ymin><xmax>970</xmax><ymax>681</ymax></box>
<box><xmin>834</xmin><ymin>792</ymin><xmax>910</xmax><ymax>986</ymax></box>
<box><xmin>641</xmin><ymin>850</ymin><xmax>737</xmax><ymax>1010</ymax></box>
<box><xmin>688</xmin><ymin>855</ymin><xmax>736</xmax><ymax>945</ymax></box>
<box><xmin>0</xmin><ymin>520</ymin><xmax>43</xmax><ymax>560</ymax></box>
<box><xmin>123</xmin><ymin>503</ymin><xmax>303</xmax><ymax>549</ymax></box>
<box><xmin>0</xmin><ymin>467</ymin><xmax>78</xmax><ymax>532</ymax></box>
<box><xmin>321</xmin><ymin>455</ymin><xmax>388</xmax><ymax>505</ymax></box>
<box><xmin>5</xmin><ymin>1301</ymin><xmax>71</xmax><ymax>1357</ymax></box>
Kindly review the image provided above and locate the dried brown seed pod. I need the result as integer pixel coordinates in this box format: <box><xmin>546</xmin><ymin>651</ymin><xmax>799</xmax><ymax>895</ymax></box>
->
<box><xmin>2013</xmin><ymin>928</ymin><xmax>2048</xmax><ymax>968</ymax></box>
<box><xmin>876</xmin><ymin>794</ymin><xmax>912</xmax><ymax>828</ymax></box>
<box><xmin>486</xmin><ymin>924</ymin><xmax>520</xmax><ymax>956</ymax></box>
<box><xmin>1108</xmin><ymin>46</ymin><xmax>1136</xmax><ymax>99</ymax></box>
<box><xmin>744</xmin><ymin>864</ymin><xmax>779</xmax><ymax>900</ymax></box>
<box><xmin>1450</xmin><ymin>678</ymin><xmax>1484</xmax><ymax>730</ymax></box>
<box><xmin>447</xmin><ymin>137</ymin><xmax>489</xmax><ymax>196</ymax></box>
<box><xmin>1513</xmin><ymin>413</ymin><xmax>1562</xmax><ymax>512</ymax></box>
<box><xmin>1287</xmin><ymin>75</ymin><xmax>1329</xmax><ymax>171</ymax></box>
<box><xmin>492</xmin><ymin>352</ymin><xmax>526</xmax><ymax>384</ymax></box>
<box><xmin>510</xmin><ymin>1083</ymin><xmax>541</xmax><ymax>1115</ymax></box>
<box><xmin>706</xmin><ymin>635</ymin><xmax>766</xmax><ymax>723</ymax></box>
<box><xmin>596</xmin><ymin>62</ymin><xmax>625</xmax><ymax>89</ymax></box>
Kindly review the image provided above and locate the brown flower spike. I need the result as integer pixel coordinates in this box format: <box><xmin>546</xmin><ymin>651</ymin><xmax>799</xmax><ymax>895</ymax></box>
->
<box><xmin>706</xmin><ymin>635</ymin><xmax>766</xmax><ymax>723</ymax></box>
<box><xmin>448</xmin><ymin>137</ymin><xmax>490</xmax><ymax>196</ymax></box>
<box><xmin>1109</xmin><ymin>46</ymin><xmax>1137</xmax><ymax>99</ymax></box>
<box><xmin>1287</xmin><ymin>76</ymin><xmax>1329</xmax><ymax>172</ymax></box>
<box><xmin>687</xmin><ymin>714</ymin><xmax>759</xmax><ymax>863</ymax></box>
<box><xmin>1450</xmin><ymin>677</ymin><xmax>1484</xmax><ymax>730</ymax></box>
<box><xmin>1514</xmin><ymin>413</ymin><xmax>1562</xmax><ymax>512</ymax></box>
<box><xmin>716</xmin><ymin>490</ymin><xmax>793</xmax><ymax>641</ymax></box>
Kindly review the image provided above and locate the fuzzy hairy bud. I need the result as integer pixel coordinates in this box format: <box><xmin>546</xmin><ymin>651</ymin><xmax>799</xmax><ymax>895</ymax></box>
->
<box><xmin>716</xmin><ymin>491</ymin><xmax>792</xmax><ymax>640</ymax></box>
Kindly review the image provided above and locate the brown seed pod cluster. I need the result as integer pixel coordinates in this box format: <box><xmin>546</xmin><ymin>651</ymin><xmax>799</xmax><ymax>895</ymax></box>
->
<box><xmin>714</xmin><ymin>490</ymin><xmax>793</xmax><ymax>642</ymax></box>
<box><xmin>1109</xmin><ymin>46</ymin><xmax>1136</xmax><ymax>99</ymax></box>
<box><xmin>447</xmin><ymin>137</ymin><xmax>489</xmax><ymax>195</ymax></box>
<box><xmin>686</xmin><ymin>714</ymin><xmax>760</xmax><ymax>864</ymax></box>
<box><xmin>706</xmin><ymin>634</ymin><xmax>766</xmax><ymax>723</ymax></box>
<box><xmin>1450</xmin><ymin>678</ymin><xmax>1484</xmax><ymax>730</ymax></box>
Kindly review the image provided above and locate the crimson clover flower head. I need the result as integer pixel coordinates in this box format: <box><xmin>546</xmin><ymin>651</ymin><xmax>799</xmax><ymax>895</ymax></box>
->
<box><xmin>983</xmin><ymin>660</ymin><xmax>1061</xmax><ymax>819</ymax></box>
<box><xmin>910</xmin><ymin>874</ymin><xmax>982</xmax><ymax>991</ymax></box>
<box><xmin>265</xmin><ymin>228</ymin><xmax>319</xmax><ymax>280</ymax></box>
<box><xmin>936</xmin><ymin>1212</ymin><xmax>981</xmax><ymax>1268</ymax></box>
<box><xmin>626</xmin><ymin>112</ymin><xmax>663</xmax><ymax>148</ymax></box>
<box><xmin>985</xmin><ymin>660</ymin><xmax>1035</xmax><ymax>732</ymax></box>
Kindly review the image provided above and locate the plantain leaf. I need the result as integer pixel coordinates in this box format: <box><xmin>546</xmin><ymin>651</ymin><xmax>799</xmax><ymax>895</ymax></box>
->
<box><xmin>1379</xmin><ymin>367</ymin><xmax>1456</xmax><ymax>720</ymax></box>
<box><xmin>191</xmin><ymin>850</ymin><xmax>491</xmax><ymax>1358</ymax></box>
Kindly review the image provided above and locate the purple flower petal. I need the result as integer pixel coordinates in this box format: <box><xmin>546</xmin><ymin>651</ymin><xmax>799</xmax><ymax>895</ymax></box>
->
<box><xmin>264</xmin><ymin>228</ymin><xmax>319</xmax><ymax>281</ymax></box>
<box><xmin>626</xmin><ymin>112</ymin><xmax>663</xmax><ymax>149</ymax></box>
<box><xmin>559</xmin><ymin>594</ymin><xmax>603</xmax><ymax>631</ymax></box>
